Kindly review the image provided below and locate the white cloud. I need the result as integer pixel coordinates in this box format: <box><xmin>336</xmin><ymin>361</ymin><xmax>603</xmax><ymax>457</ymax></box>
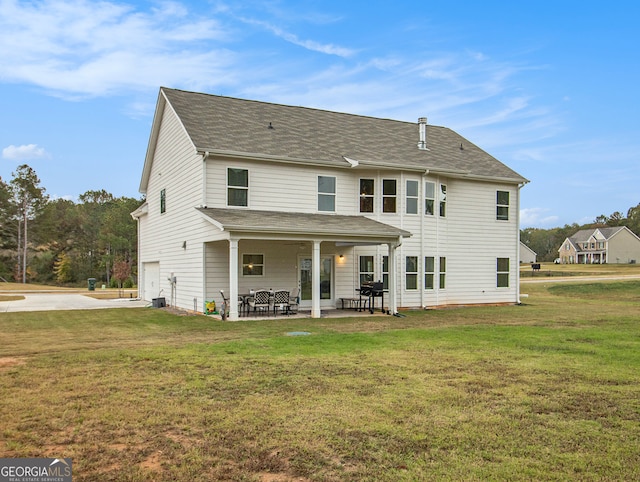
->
<box><xmin>520</xmin><ymin>208</ymin><xmax>559</xmax><ymax>228</ymax></box>
<box><xmin>2</xmin><ymin>144</ymin><xmax>51</xmax><ymax>161</ymax></box>
<box><xmin>0</xmin><ymin>0</ymin><xmax>234</xmax><ymax>97</ymax></box>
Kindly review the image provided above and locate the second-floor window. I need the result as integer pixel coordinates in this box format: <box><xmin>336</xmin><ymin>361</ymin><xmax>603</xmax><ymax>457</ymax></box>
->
<box><xmin>360</xmin><ymin>179</ymin><xmax>374</xmax><ymax>213</ymax></box>
<box><xmin>497</xmin><ymin>191</ymin><xmax>509</xmax><ymax>220</ymax></box>
<box><xmin>228</xmin><ymin>168</ymin><xmax>248</xmax><ymax>207</ymax></box>
<box><xmin>318</xmin><ymin>176</ymin><xmax>336</xmax><ymax>212</ymax></box>
<box><xmin>439</xmin><ymin>184</ymin><xmax>447</xmax><ymax>217</ymax></box>
<box><xmin>425</xmin><ymin>181</ymin><xmax>435</xmax><ymax>215</ymax></box>
<box><xmin>160</xmin><ymin>188</ymin><xmax>166</xmax><ymax>214</ymax></box>
<box><xmin>406</xmin><ymin>180</ymin><xmax>418</xmax><ymax>214</ymax></box>
<box><xmin>383</xmin><ymin>179</ymin><xmax>397</xmax><ymax>213</ymax></box>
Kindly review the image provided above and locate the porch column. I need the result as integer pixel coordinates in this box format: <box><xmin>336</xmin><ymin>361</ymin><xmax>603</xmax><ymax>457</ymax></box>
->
<box><xmin>311</xmin><ymin>240</ymin><xmax>321</xmax><ymax>318</ymax></box>
<box><xmin>229</xmin><ymin>238</ymin><xmax>239</xmax><ymax>320</ymax></box>
<box><xmin>387</xmin><ymin>242</ymin><xmax>398</xmax><ymax>314</ymax></box>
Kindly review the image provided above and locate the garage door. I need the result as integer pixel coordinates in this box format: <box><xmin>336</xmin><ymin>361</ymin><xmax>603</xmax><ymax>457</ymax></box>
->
<box><xmin>143</xmin><ymin>262</ymin><xmax>160</xmax><ymax>301</ymax></box>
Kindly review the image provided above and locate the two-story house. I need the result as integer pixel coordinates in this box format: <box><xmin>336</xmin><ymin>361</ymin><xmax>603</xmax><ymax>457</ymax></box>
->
<box><xmin>558</xmin><ymin>227</ymin><xmax>640</xmax><ymax>264</ymax></box>
<box><xmin>132</xmin><ymin>87</ymin><xmax>529</xmax><ymax>319</ymax></box>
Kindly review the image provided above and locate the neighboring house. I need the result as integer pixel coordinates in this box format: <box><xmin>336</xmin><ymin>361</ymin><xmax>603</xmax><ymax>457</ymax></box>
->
<box><xmin>133</xmin><ymin>87</ymin><xmax>529</xmax><ymax>319</ymax></box>
<box><xmin>519</xmin><ymin>242</ymin><xmax>537</xmax><ymax>264</ymax></box>
<box><xmin>558</xmin><ymin>226</ymin><xmax>640</xmax><ymax>264</ymax></box>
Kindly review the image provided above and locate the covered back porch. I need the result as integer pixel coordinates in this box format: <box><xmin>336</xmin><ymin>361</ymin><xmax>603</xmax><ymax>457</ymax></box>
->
<box><xmin>198</xmin><ymin>208</ymin><xmax>410</xmax><ymax>321</ymax></box>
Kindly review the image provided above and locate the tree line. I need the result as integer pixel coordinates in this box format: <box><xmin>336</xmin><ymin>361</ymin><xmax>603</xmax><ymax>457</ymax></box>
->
<box><xmin>521</xmin><ymin>204</ymin><xmax>640</xmax><ymax>262</ymax></box>
<box><xmin>0</xmin><ymin>164</ymin><xmax>142</xmax><ymax>287</ymax></box>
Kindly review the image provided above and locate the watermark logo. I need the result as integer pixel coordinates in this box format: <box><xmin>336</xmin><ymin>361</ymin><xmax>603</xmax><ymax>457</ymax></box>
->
<box><xmin>0</xmin><ymin>458</ymin><xmax>72</xmax><ymax>482</ymax></box>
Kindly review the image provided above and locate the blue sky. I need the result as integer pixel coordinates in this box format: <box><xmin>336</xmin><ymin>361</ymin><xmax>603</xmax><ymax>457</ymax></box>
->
<box><xmin>1</xmin><ymin>0</ymin><xmax>638</xmax><ymax>228</ymax></box>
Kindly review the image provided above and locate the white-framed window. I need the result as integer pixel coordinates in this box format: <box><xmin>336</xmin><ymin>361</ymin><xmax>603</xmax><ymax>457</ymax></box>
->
<box><xmin>318</xmin><ymin>176</ymin><xmax>336</xmax><ymax>212</ymax></box>
<box><xmin>439</xmin><ymin>257</ymin><xmax>446</xmax><ymax>289</ymax></box>
<box><xmin>382</xmin><ymin>255</ymin><xmax>389</xmax><ymax>290</ymax></box>
<box><xmin>228</xmin><ymin>168</ymin><xmax>249</xmax><ymax>207</ymax></box>
<box><xmin>497</xmin><ymin>257</ymin><xmax>510</xmax><ymax>287</ymax></box>
<box><xmin>439</xmin><ymin>184</ymin><xmax>447</xmax><ymax>217</ymax></box>
<box><xmin>382</xmin><ymin>179</ymin><xmax>397</xmax><ymax>213</ymax></box>
<box><xmin>359</xmin><ymin>256</ymin><xmax>374</xmax><ymax>285</ymax></box>
<box><xmin>360</xmin><ymin>178</ymin><xmax>374</xmax><ymax>213</ymax></box>
<box><xmin>406</xmin><ymin>180</ymin><xmax>418</xmax><ymax>214</ymax></box>
<box><xmin>425</xmin><ymin>181</ymin><xmax>435</xmax><ymax>216</ymax></box>
<box><xmin>160</xmin><ymin>188</ymin><xmax>166</xmax><ymax>214</ymax></box>
<box><xmin>406</xmin><ymin>256</ymin><xmax>418</xmax><ymax>290</ymax></box>
<box><xmin>497</xmin><ymin>191</ymin><xmax>509</xmax><ymax>221</ymax></box>
<box><xmin>242</xmin><ymin>254</ymin><xmax>264</xmax><ymax>276</ymax></box>
<box><xmin>424</xmin><ymin>256</ymin><xmax>435</xmax><ymax>290</ymax></box>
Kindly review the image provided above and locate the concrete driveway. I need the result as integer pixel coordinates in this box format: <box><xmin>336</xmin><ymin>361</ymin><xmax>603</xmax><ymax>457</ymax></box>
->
<box><xmin>0</xmin><ymin>292</ymin><xmax>149</xmax><ymax>313</ymax></box>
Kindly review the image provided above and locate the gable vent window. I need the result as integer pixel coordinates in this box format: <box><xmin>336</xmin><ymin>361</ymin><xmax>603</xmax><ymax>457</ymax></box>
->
<box><xmin>497</xmin><ymin>191</ymin><xmax>509</xmax><ymax>221</ymax></box>
<box><xmin>160</xmin><ymin>188</ymin><xmax>166</xmax><ymax>214</ymax></box>
<box><xmin>318</xmin><ymin>176</ymin><xmax>336</xmax><ymax>212</ymax></box>
<box><xmin>228</xmin><ymin>168</ymin><xmax>249</xmax><ymax>207</ymax></box>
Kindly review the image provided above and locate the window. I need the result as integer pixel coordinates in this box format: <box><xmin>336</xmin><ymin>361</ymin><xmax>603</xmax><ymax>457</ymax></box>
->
<box><xmin>425</xmin><ymin>181</ymin><xmax>435</xmax><ymax>215</ymax></box>
<box><xmin>382</xmin><ymin>255</ymin><xmax>389</xmax><ymax>290</ymax></box>
<box><xmin>406</xmin><ymin>256</ymin><xmax>418</xmax><ymax>290</ymax></box>
<box><xmin>228</xmin><ymin>168</ymin><xmax>248</xmax><ymax>207</ymax></box>
<box><xmin>359</xmin><ymin>256</ymin><xmax>374</xmax><ymax>285</ymax></box>
<box><xmin>406</xmin><ymin>180</ymin><xmax>418</xmax><ymax>214</ymax></box>
<box><xmin>318</xmin><ymin>176</ymin><xmax>336</xmax><ymax>212</ymax></box>
<box><xmin>497</xmin><ymin>258</ymin><xmax>510</xmax><ymax>287</ymax></box>
<box><xmin>160</xmin><ymin>188</ymin><xmax>166</xmax><ymax>214</ymax></box>
<box><xmin>439</xmin><ymin>257</ymin><xmax>446</xmax><ymax>289</ymax></box>
<box><xmin>242</xmin><ymin>254</ymin><xmax>264</xmax><ymax>276</ymax></box>
<box><xmin>424</xmin><ymin>256</ymin><xmax>435</xmax><ymax>290</ymax></box>
<box><xmin>496</xmin><ymin>191</ymin><xmax>509</xmax><ymax>220</ymax></box>
<box><xmin>439</xmin><ymin>184</ymin><xmax>447</xmax><ymax>217</ymax></box>
<box><xmin>382</xmin><ymin>179</ymin><xmax>397</xmax><ymax>213</ymax></box>
<box><xmin>360</xmin><ymin>179</ymin><xmax>374</xmax><ymax>213</ymax></box>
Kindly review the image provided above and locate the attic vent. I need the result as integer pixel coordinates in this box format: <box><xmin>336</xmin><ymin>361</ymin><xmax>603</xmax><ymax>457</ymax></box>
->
<box><xmin>418</xmin><ymin>117</ymin><xmax>428</xmax><ymax>150</ymax></box>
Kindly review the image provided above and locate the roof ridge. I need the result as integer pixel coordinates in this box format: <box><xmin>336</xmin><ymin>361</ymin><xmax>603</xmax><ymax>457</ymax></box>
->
<box><xmin>161</xmin><ymin>86</ymin><xmax>449</xmax><ymax>128</ymax></box>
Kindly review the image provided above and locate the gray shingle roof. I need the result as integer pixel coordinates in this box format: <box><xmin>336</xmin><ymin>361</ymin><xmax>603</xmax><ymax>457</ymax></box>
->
<box><xmin>197</xmin><ymin>207</ymin><xmax>411</xmax><ymax>240</ymax></box>
<box><xmin>162</xmin><ymin>87</ymin><xmax>527</xmax><ymax>183</ymax></box>
<box><xmin>569</xmin><ymin>227</ymin><xmax>626</xmax><ymax>244</ymax></box>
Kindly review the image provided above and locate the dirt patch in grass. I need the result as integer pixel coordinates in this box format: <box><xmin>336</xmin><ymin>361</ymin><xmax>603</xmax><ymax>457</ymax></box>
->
<box><xmin>0</xmin><ymin>356</ymin><xmax>26</xmax><ymax>369</ymax></box>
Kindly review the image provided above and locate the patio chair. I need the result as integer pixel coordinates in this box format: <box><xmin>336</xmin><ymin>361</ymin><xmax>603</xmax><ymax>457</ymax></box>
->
<box><xmin>288</xmin><ymin>288</ymin><xmax>300</xmax><ymax>314</ymax></box>
<box><xmin>248</xmin><ymin>289</ymin><xmax>271</xmax><ymax>315</ymax></box>
<box><xmin>272</xmin><ymin>289</ymin><xmax>290</xmax><ymax>315</ymax></box>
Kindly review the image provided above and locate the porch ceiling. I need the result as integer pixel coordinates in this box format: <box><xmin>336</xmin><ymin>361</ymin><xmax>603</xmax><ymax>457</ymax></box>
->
<box><xmin>196</xmin><ymin>207</ymin><xmax>411</xmax><ymax>242</ymax></box>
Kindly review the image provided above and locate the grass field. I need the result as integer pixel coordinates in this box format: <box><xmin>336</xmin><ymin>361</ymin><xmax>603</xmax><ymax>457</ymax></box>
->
<box><xmin>1</xmin><ymin>279</ymin><xmax>639</xmax><ymax>481</ymax></box>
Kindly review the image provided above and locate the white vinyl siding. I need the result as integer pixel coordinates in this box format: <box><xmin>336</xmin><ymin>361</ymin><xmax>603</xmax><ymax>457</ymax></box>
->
<box><xmin>138</xmin><ymin>104</ymin><xmax>208</xmax><ymax>310</ymax></box>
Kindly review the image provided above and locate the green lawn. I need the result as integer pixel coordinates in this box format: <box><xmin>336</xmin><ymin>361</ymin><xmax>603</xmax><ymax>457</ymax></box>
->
<box><xmin>1</xmin><ymin>281</ymin><xmax>639</xmax><ymax>481</ymax></box>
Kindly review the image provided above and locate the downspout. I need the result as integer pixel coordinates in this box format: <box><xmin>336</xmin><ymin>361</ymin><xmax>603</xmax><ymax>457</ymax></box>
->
<box><xmin>516</xmin><ymin>182</ymin><xmax>525</xmax><ymax>304</ymax></box>
<box><xmin>420</xmin><ymin>171</ymin><xmax>428</xmax><ymax>309</ymax></box>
